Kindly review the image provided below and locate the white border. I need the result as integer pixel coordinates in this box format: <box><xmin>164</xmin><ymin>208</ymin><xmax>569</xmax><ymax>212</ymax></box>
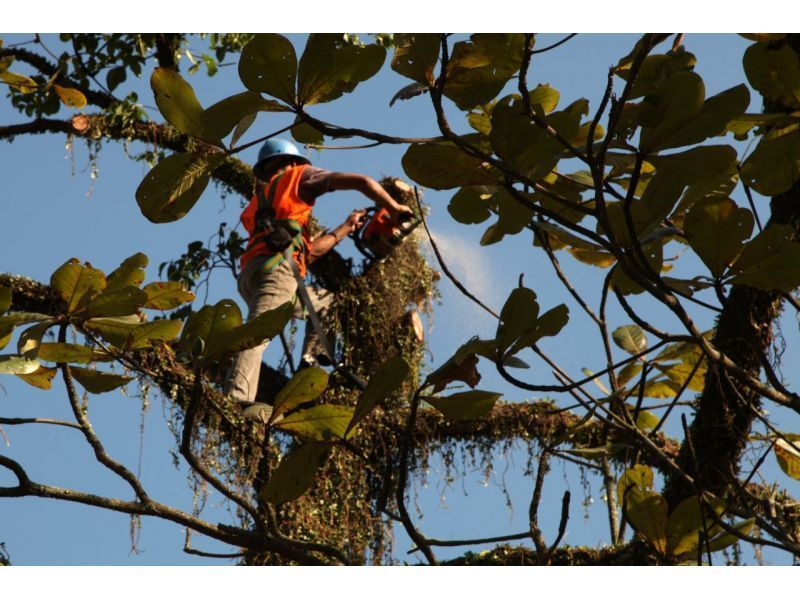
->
<box><xmin>3</xmin><ymin>1</ymin><xmax>799</xmax><ymax>33</ymax></box>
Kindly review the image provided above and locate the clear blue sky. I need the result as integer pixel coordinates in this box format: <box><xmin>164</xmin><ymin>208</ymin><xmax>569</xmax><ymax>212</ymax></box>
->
<box><xmin>0</xmin><ymin>33</ymin><xmax>794</xmax><ymax>565</ymax></box>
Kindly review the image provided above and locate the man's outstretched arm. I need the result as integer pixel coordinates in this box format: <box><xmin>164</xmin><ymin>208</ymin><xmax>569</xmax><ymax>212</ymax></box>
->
<box><xmin>308</xmin><ymin>209</ymin><xmax>366</xmax><ymax>263</ymax></box>
<box><xmin>328</xmin><ymin>173</ymin><xmax>413</xmax><ymax>222</ymax></box>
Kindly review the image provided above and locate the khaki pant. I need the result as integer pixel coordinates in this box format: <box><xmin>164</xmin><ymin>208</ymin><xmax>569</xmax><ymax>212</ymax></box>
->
<box><xmin>224</xmin><ymin>255</ymin><xmax>333</xmax><ymax>403</ymax></box>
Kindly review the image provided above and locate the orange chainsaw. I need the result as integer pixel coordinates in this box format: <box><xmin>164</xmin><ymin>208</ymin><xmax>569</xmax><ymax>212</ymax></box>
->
<box><xmin>351</xmin><ymin>207</ymin><xmax>421</xmax><ymax>262</ymax></box>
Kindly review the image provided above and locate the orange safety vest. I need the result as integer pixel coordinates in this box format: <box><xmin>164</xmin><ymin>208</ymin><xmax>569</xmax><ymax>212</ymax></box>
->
<box><xmin>240</xmin><ymin>164</ymin><xmax>315</xmax><ymax>277</ymax></box>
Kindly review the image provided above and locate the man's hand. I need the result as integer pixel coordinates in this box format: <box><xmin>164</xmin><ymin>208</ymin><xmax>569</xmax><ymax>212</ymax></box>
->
<box><xmin>388</xmin><ymin>203</ymin><xmax>414</xmax><ymax>224</ymax></box>
<box><xmin>345</xmin><ymin>209</ymin><xmax>367</xmax><ymax>234</ymax></box>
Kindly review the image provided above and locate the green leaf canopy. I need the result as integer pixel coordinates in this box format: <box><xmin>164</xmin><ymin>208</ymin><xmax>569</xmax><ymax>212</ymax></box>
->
<box><xmin>297</xmin><ymin>34</ymin><xmax>386</xmax><ymax>105</ymax></box>
<box><xmin>684</xmin><ymin>197</ymin><xmax>754</xmax><ymax>277</ymax></box>
<box><xmin>391</xmin><ymin>34</ymin><xmax>440</xmax><ymax>85</ymax></box>
<box><xmin>276</xmin><ymin>404</ymin><xmax>355</xmax><ymax>441</ymax></box>
<box><xmin>271</xmin><ymin>366</ymin><xmax>330</xmax><ymax>422</ymax></box>
<box><xmin>442</xmin><ymin>34</ymin><xmax>526</xmax><ymax>111</ymax></box>
<box><xmin>260</xmin><ymin>442</ymin><xmax>331</xmax><ymax>504</ymax></box>
<box><xmin>238</xmin><ymin>34</ymin><xmax>297</xmax><ymax>105</ymax></box>
<box><xmin>402</xmin><ymin>143</ymin><xmax>499</xmax><ymax>190</ymax></box>
<box><xmin>150</xmin><ymin>68</ymin><xmax>213</xmax><ymax>142</ymax></box>
<box><xmin>347</xmin><ymin>355</ymin><xmax>410</xmax><ymax>436</ymax></box>
<box><xmin>136</xmin><ymin>152</ymin><xmax>223</xmax><ymax>224</ymax></box>
<box><xmin>50</xmin><ymin>259</ymin><xmax>106</xmax><ymax>314</ymax></box>
<box><xmin>424</xmin><ymin>390</ymin><xmax>501</xmax><ymax>421</ymax></box>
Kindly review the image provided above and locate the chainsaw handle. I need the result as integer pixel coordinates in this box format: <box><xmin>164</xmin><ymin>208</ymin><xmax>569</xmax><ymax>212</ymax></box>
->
<box><xmin>348</xmin><ymin>207</ymin><xmax>375</xmax><ymax>240</ymax></box>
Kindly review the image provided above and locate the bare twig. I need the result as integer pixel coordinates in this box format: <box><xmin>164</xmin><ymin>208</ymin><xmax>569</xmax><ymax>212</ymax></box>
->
<box><xmin>395</xmin><ymin>386</ymin><xmax>437</xmax><ymax>565</ymax></box>
<box><xmin>532</xmin><ymin>34</ymin><xmax>578</xmax><ymax>55</ymax></box>
<box><xmin>0</xmin><ymin>416</ymin><xmax>82</xmax><ymax>431</ymax></box>
<box><xmin>414</xmin><ymin>188</ymin><xmax>499</xmax><ymax>319</ymax></box>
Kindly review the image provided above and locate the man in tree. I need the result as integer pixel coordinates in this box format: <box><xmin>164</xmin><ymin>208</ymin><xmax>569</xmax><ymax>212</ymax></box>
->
<box><xmin>224</xmin><ymin>138</ymin><xmax>413</xmax><ymax>409</ymax></box>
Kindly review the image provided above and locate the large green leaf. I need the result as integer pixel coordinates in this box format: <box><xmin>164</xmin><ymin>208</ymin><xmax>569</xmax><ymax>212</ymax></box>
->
<box><xmin>480</xmin><ymin>222</ymin><xmax>506</xmax><ymax>246</ymax></box>
<box><xmin>127</xmin><ymin>319</ymin><xmax>183</xmax><ymax>350</ymax></box>
<box><xmin>447</xmin><ymin>187</ymin><xmax>494</xmax><ymax>225</ymax></box>
<box><xmin>391</xmin><ymin>34</ymin><xmax>440</xmax><ymax>85</ymax></box>
<box><xmin>493</xmin><ymin>188</ymin><xmax>534</xmax><ymax>235</ymax></box>
<box><xmin>178</xmin><ymin>299</ymin><xmax>242</xmax><ymax>358</ymax></box>
<box><xmin>276</xmin><ymin>404</ymin><xmax>355</xmax><ymax>441</ymax></box>
<box><xmin>774</xmin><ymin>438</ymin><xmax>800</xmax><ymax>480</ymax></box>
<box><xmin>640</xmin><ymin>71</ymin><xmax>706</xmax><ymax>153</ymax></box>
<box><xmin>617</xmin><ymin>464</ymin><xmax>655</xmax><ymax>509</ymax></box>
<box><xmin>84</xmin><ymin>286</ymin><xmax>148</xmax><ymax>318</ymax></box>
<box><xmin>617</xmin><ymin>362</ymin><xmax>644</xmax><ymax>388</ymax></box>
<box><xmin>443</xmin><ymin>34</ymin><xmax>525</xmax><ymax>110</ymax></box>
<box><xmin>528</xmin><ymin>84</ymin><xmax>560</xmax><ymax>115</ymax></box>
<box><xmin>655</xmin><ymin>360</ymin><xmax>707</xmax><ymax>392</ymax></box>
<box><xmin>729</xmin><ymin>224</ymin><xmax>800</xmax><ymax>292</ymax></box>
<box><xmin>297</xmin><ymin>34</ymin><xmax>386</xmax><ymax>105</ymax></box>
<box><xmin>272</xmin><ymin>366</ymin><xmax>330</xmax><ymax>422</ymax></box>
<box><xmin>706</xmin><ymin>518</ymin><xmax>756</xmax><ymax>553</ymax></box>
<box><xmin>496</xmin><ymin>286</ymin><xmax>539</xmax><ymax>353</ymax></box>
<box><xmin>0</xmin><ymin>312</ymin><xmax>50</xmax><ymax>340</ymax></box>
<box><xmin>201</xmin><ymin>91</ymin><xmax>285</xmax><ymax>142</ymax></box>
<box><xmin>676</xmin><ymin>161</ymin><xmax>739</xmax><ymax>215</ymax></box>
<box><xmin>205</xmin><ymin>301</ymin><xmax>293</xmax><ymax>360</ymax></box>
<box><xmin>725</xmin><ymin>113</ymin><xmax>793</xmax><ymax>139</ymax></box>
<box><xmin>230</xmin><ymin>113</ymin><xmax>257</xmax><ymax>149</ymax></box>
<box><xmin>642</xmin><ymin>378</ymin><xmax>682</xmax><ymax>399</ymax></box>
<box><xmin>684</xmin><ymin>197</ymin><xmax>754</xmax><ymax>277</ymax></box>
<box><xmin>53</xmin><ymin>84</ymin><xmax>86</xmax><ymax>109</ymax></box>
<box><xmin>106</xmin><ymin>253</ymin><xmax>148</xmax><ymax>292</ymax></box>
<box><xmin>741</xmin><ymin>124</ymin><xmax>800</xmax><ymax>196</ymax></box>
<box><xmin>611</xmin><ymin>242</ymin><xmax>663</xmax><ymax>296</ymax></box>
<box><xmin>612</xmin><ymin>324</ymin><xmax>647</xmax><ymax>355</ymax></box>
<box><xmin>16</xmin><ymin>365</ymin><xmax>57</xmax><ymax>390</ymax></box>
<box><xmin>626</xmin><ymin>492</ymin><xmax>669</xmax><ymax>555</ymax></box>
<box><xmin>50</xmin><ymin>259</ymin><xmax>106</xmax><ymax>314</ymax></box>
<box><xmin>136</xmin><ymin>152</ymin><xmax>222</xmax><ymax>224</ymax></box>
<box><xmin>347</xmin><ymin>355</ymin><xmax>410</xmax><ymax>436</ymax></box>
<box><xmin>37</xmin><ymin>343</ymin><xmax>95</xmax><ymax>364</ymax></box>
<box><xmin>647</xmin><ymin>145</ymin><xmax>738</xmax><ymax>187</ymax></box>
<box><xmin>512</xmin><ymin>303</ymin><xmax>569</xmax><ymax>354</ymax></box>
<box><xmin>490</xmin><ymin>95</ymin><xmax>584</xmax><ymax>181</ymax></box>
<box><xmin>666</xmin><ymin>495</ymin><xmax>725</xmax><ymax>559</ymax></box>
<box><xmin>616</xmin><ymin>48</ymin><xmax>697</xmax><ymax>99</ymax></box>
<box><xmin>654</xmin><ymin>339</ymin><xmax>702</xmax><ymax>363</ymax></box>
<box><xmin>402</xmin><ymin>143</ymin><xmax>499</xmax><ymax>190</ymax></box>
<box><xmin>568</xmin><ymin>247</ymin><xmax>617</xmax><ymax>268</ymax></box>
<box><xmin>424</xmin><ymin>390</ymin><xmax>501</xmax><ymax>421</ymax></box>
<box><xmin>150</xmin><ymin>68</ymin><xmax>212</xmax><ymax>141</ymax></box>
<box><xmin>617</xmin><ymin>146</ymin><xmax>733</xmax><ymax>242</ymax></box>
<box><xmin>652</xmin><ymin>85</ymin><xmax>750</xmax><ymax>150</ymax></box>
<box><xmin>260</xmin><ymin>442</ymin><xmax>330</xmax><ymax>504</ymax></box>
<box><xmin>238</xmin><ymin>34</ymin><xmax>297</xmax><ymax>105</ymax></box>
<box><xmin>17</xmin><ymin>320</ymin><xmax>54</xmax><ymax>359</ymax></box>
<box><xmin>83</xmin><ymin>315</ymin><xmax>143</xmax><ymax>348</ymax></box>
<box><xmin>534</xmin><ymin>221</ymin><xmax>604</xmax><ymax>252</ymax></box>
<box><xmin>142</xmin><ymin>282</ymin><xmax>195</xmax><ymax>311</ymax></box>
<box><xmin>70</xmin><ymin>366</ymin><xmax>133</xmax><ymax>394</ymax></box>
<box><xmin>743</xmin><ymin>42</ymin><xmax>800</xmax><ymax>109</ymax></box>
<box><xmin>0</xmin><ymin>70</ymin><xmax>37</xmax><ymax>94</ymax></box>
<box><xmin>0</xmin><ymin>354</ymin><xmax>40</xmax><ymax>375</ymax></box>
<box><xmin>290</xmin><ymin>118</ymin><xmax>324</xmax><ymax>145</ymax></box>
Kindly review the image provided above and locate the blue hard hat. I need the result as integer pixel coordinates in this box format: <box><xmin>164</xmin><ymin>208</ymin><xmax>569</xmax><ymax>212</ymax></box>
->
<box><xmin>253</xmin><ymin>138</ymin><xmax>310</xmax><ymax>180</ymax></box>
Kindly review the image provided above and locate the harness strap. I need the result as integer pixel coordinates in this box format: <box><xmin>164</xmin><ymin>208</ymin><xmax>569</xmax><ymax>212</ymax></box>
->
<box><xmin>248</xmin><ymin>170</ymin><xmax>306</xmax><ymax>273</ymax></box>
